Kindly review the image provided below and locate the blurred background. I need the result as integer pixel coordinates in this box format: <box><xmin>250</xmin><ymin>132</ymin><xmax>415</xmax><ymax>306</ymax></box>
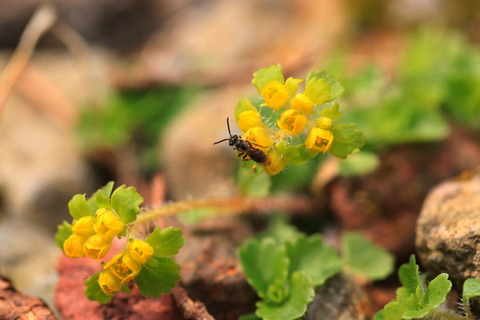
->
<box><xmin>0</xmin><ymin>0</ymin><xmax>479</xmax><ymax>313</ymax></box>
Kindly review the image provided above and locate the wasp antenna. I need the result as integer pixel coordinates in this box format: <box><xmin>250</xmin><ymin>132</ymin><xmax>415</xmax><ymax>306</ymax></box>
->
<box><xmin>213</xmin><ymin>138</ymin><xmax>230</xmax><ymax>145</ymax></box>
<box><xmin>226</xmin><ymin>117</ymin><xmax>233</xmax><ymax>137</ymax></box>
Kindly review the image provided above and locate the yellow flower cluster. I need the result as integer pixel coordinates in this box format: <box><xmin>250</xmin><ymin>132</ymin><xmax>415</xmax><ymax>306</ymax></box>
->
<box><xmin>63</xmin><ymin>208</ymin><xmax>124</xmax><ymax>260</ymax></box>
<box><xmin>98</xmin><ymin>240</ymin><xmax>154</xmax><ymax>295</ymax></box>
<box><xmin>235</xmin><ymin>68</ymin><xmax>339</xmax><ymax>175</ymax></box>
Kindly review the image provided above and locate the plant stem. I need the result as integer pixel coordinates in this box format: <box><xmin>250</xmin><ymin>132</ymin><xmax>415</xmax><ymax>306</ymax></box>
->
<box><xmin>132</xmin><ymin>195</ymin><xmax>313</xmax><ymax>225</ymax></box>
<box><xmin>426</xmin><ymin>308</ymin><xmax>466</xmax><ymax>320</ymax></box>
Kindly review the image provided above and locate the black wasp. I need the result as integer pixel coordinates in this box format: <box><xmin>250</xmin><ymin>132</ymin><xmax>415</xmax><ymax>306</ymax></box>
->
<box><xmin>213</xmin><ymin>118</ymin><xmax>270</xmax><ymax>165</ymax></box>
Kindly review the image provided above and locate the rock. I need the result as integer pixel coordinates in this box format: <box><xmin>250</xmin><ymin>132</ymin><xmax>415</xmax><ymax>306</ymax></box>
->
<box><xmin>307</xmin><ymin>272</ymin><xmax>374</xmax><ymax>320</ymax></box>
<box><xmin>0</xmin><ymin>275</ymin><xmax>58</xmax><ymax>320</ymax></box>
<box><xmin>416</xmin><ymin>170</ymin><xmax>480</xmax><ymax>289</ymax></box>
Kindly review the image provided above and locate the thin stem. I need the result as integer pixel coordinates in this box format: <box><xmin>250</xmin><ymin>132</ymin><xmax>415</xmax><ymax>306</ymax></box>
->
<box><xmin>132</xmin><ymin>195</ymin><xmax>313</xmax><ymax>226</ymax></box>
<box><xmin>426</xmin><ymin>308</ymin><xmax>466</xmax><ymax>320</ymax></box>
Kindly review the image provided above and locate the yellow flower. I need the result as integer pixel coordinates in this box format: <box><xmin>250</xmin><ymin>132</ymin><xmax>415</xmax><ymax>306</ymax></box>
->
<box><xmin>260</xmin><ymin>81</ymin><xmax>290</xmax><ymax>110</ymax></box>
<box><xmin>83</xmin><ymin>234</ymin><xmax>112</xmax><ymax>260</ymax></box>
<box><xmin>94</xmin><ymin>208</ymin><xmax>124</xmax><ymax>239</ymax></box>
<box><xmin>262</xmin><ymin>150</ymin><xmax>286</xmax><ymax>175</ymax></box>
<box><xmin>305</xmin><ymin>127</ymin><xmax>334</xmax><ymax>153</ymax></box>
<box><xmin>63</xmin><ymin>234</ymin><xmax>86</xmax><ymax>258</ymax></box>
<box><xmin>291</xmin><ymin>93</ymin><xmax>314</xmax><ymax>114</ymax></box>
<box><xmin>278</xmin><ymin>109</ymin><xmax>307</xmax><ymax>136</ymax></box>
<box><xmin>128</xmin><ymin>240</ymin><xmax>154</xmax><ymax>264</ymax></box>
<box><xmin>237</xmin><ymin>110</ymin><xmax>262</xmax><ymax>132</ymax></box>
<box><xmin>245</xmin><ymin>127</ymin><xmax>274</xmax><ymax>153</ymax></box>
<box><xmin>98</xmin><ymin>268</ymin><xmax>122</xmax><ymax>296</ymax></box>
<box><xmin>72</xmin><ymin>216</ymin><xmax>95</xmax><ymax>237</ymax></box>
<box><xmin>104</xmin><ymin>251</ymin><xmax>141</xmax><ymax>284</ymax></box>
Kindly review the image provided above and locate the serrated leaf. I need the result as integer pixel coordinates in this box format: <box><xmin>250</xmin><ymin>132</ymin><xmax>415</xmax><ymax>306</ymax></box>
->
<box><xmin>256</xmin><ymin>272</ymin><xmax>314</xmax><ymax>320</ymax></box>
<box><xmin>84</xmin><ymin>273</ymin><xmax>113</xmax><ymax>303</ymax></box>
<box><xmin>55</xmin><ymin>221</ymin><xmax>72</xmax><ymax>250</ymax></box>
<box><xmin>329</xmin><ymin>124</ymin><xmax>365</xmax><ymax>159</ymax></box>
<box><xmin>145</xmin><ymin>227</ymin><xmax>185</xmax><ymax>257</ymax></box>
<box><xmin>398</xmin><ymin>255</ymin><xmax>420</xmax><ymax>294</ymax></box>
<box><xmin>239</xmin><ymin>238</ymin><xmax>289</xmax><ymax>299</ymax></box>
<box><xmin>324</xmin><ymin>74</ymin><xmax>345</xmax><ymax>101</ymax></box>
<box><xmin>252</xmin><ymin>65</ymin><xmax>285</xmax><ymax>92</ymax></box>
<box><xmin>136</xmin><ymin>257</ymin><xmax>180</xmax><ymax>297</ymax></box>
<box><xmin>342</xmin><ymin>232</ymin><xmax>394</xmax><ymax>280</ymax></box>
<box><xmin>286</xmin><ymin>234</ymin><xmax>342</xmax><ymax>286</ymax></box>
<box><xmin>304</xmin><ymin>77</ymin><xmax>330</xmax><ymax>105</ymax></box>
<box><xmin>111</xmin><ymin>185</ymin><xmax>144</xmax><ymax>224</ymax></box>
<box><xmin>68</xmin><ymin>194</ymin><xmax>92</xmax><ymax>219</ymax></box>
<box><xmin>320</xmin><ymin>102</ymin><xmax>343</xmax><ymax>121</ymax></box>
<box><xmin>88</xmin><ymin>181</ymin><xmax>114</xmax><ymax>211</ymax></box>
<box><xmin>463</xmin><ymin>278</ymin><xmax>480</xmax><ymax>301</ymax></box>
<box><xmin>235</xmin><ymin>98</ymin><xmax>258</xmax><ymax>119</ymax></box>
<box><xmin>403</xmin><ymin>273</ymin><xmax>451</xmax><ymax>319</ymax></box>
<box><xmin>285</xmin><ymin>77</ymin><xmax>303</xmax><ymax>96</ymax></box>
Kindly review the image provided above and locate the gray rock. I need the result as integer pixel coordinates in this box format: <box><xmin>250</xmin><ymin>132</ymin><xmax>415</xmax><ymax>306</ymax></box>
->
<box><xmin>416</xmin><ymin>170</ymin><xmax>480</xmax><ymax>289</ymax></box>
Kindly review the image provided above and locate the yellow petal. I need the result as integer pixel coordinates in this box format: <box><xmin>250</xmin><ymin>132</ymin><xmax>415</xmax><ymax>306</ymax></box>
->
<box><xmin>83</xmin><ymin>234</ymin><xmax>112</xmax><ymax>260</ymax></box>
<box><xmin>260</xmin><ymin>81</ymin><xmax>290</xmax><ymax>110</ymax></box>
<box><xmin>305</xmin><ymin>127</ymin><xmax>334</xmax><ymax>153</ymax></box>
<box><xmin>98</xmin><ymin>269</ymin><xmax>122</xmax><ymax>295</ymax></box>
<box><xmin>237</xmin><ymin>111</ymin><xmax>262</xmax><ymax>132</ymax></box>
<box><xmin>277</xmin><ymin>109</ymin><xmax>307</xmax><ymax>136</ymax></box>
<box><xmin>262</xmin><ymin>150</ymin><xmax>286</xmax><ymax>175</ymax></box>
<box><xmin>63</xmin><ymin>234</ymin><xmax>87</xmax><ymax>258</ymax></box>
<box><xmin>94</xmin><ymin>209</ymin><xmax>124</xmax><ymax>239</ymax></box>
<box><xmin>291</xmin><ymin>93</ymin><xmax>314</xmax><ymax>114</ymax></box>
<box><xmin>245</xmin><ymin>127</ymin><xmax>274</xmax><ymax>152</ymax></box>
<box><xmin>128</xmin><ymin>240</ymin><xmax>154</xmax><ymax>264</ymax></box>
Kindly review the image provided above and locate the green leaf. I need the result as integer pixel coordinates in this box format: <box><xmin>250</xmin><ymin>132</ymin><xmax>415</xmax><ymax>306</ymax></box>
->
<box><xmin>305</xmin><ymin>72</ymin><xmax>345</xmax><ymax>102</ymax></box>
<box><xmin>136</xmin><ymin>257</ymin><xmax>181</xmax><ymax>298</ymax></box>
<box><xmin>237</xmin><ymin>161</ymin><xmax>271</xmax><ymax>197</ymax></box>
<box><xmin>238</xmin><ymin>237</ymin><xmax>289</xmax><ymax>300</ymax></box>
<box><xmin>341</xmin><ymin>232</ymin><xmax>394</xmax><ymax>280</ymax></box>
<box><xmin>286</xmin><ymin>235</ymin><xmax>342</xmax><ymax>286</ymax></box>
<box><xmin>338</xmin><ymin>151</ymin><xmax>379</xmax><ymax>177</ymax></box>
<box><xmin>68</xmin><ymin>194</ymin><xmax>92</xmax><ymax>219</ymax></box>
<box><xmin>398</xmin><ymin>255</ymin><xmax>420</xmax><ymax>294</ymax></box>
<box><xmin>259</xmin><ymin>214</ymin><xmax>303</xmax><ymax>245</ymax></box>
<box><xmin>145</xmin><ymin>227</ymin><xmax>185</xmax><ymax>257</ymax></box>
<box><xmin>277</xmin><ymin>143</ymin><xmax>310</xmax><ymax>165</ymax></box>
<box><xmin>252</xmin><ymin>65</ymin><xmax>285</xmax><ymax>92</ymax></box>
<box><xmin>256</xmin><ymin>272</ymin><xmax>314</xmax><ymax>320</ymax></box>
<box><xmin>463</xmin><ymin>278</ymin><xmax>480</xmax><ymax>301</ymax></box>
<box><xmin>285</xmin><ymin>77</ymin><xmax>303</xmax><ymax>96</ymax></box>
<box><xmin>235</xmin><ymin>98</ymin><xmax>258</xmax><ymax>119</ymax></box>
<box><xmin>88</xmin><ymin>181</ymin><xmax>114</xmax><ymax>211</ymax></box>
<box><xmin>329</xmin><ymin>124</ymin><xmax>365</xmax><ymax>159</ymax></box>
<box><xmin>304</xmin><ymin>77</ymin><xmax>331</xmax><ymax>105</ymax></box>
<box><xmin>403</xmin><ymin>273</ymin><xmax>451</xmax><ymax>319</ymax></box>
<box><xmin>110</xmin><ymin>185</ymin><xmax>144</xmax><ymax>224</ymax></box>
<box><xmin>320</xmin><ymin>102</ymin><xmax>343</xmax><ymax>122</ymax></box>
<box><xmin>55</xmin><ymin>221</ymin><xmax>72</xmax><ymax>250</ymax></box>
<box><xmin>84</xmin><ymin>273</ymin><xmax>113</xmax><ymax>303</ymax></box>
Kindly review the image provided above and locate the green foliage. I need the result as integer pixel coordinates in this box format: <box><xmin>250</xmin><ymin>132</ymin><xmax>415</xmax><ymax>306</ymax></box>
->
<box><xmin>111</xmin><ymin>185</ymin><xmax>144</xmax><ymax>224</ymax></box>
<box><xmin>239</xmin><ymin>217</ymin><xmax>393</xmax><ymax>320</ymax></box>
<box><xmin>329</xmin><ymin>124</ymin><xmax>365</xmax><ymax>159</ymax></box>
<box><xmin>145</xmin><ymin>227</ymin><xmax>185</xmax><ymax>257</ymax></box>
<box><xmin>55</xmin><ymin>221</ymin><xmax>72</xmax><ymax>250</ymax></box>
<box><xmin>375</xmin><ymin>255</ymin><xmax>453</xmax><ymax>320</ymax></box>
<box><xmin>84</xmin><ymin>273</ymin><xmax>114</xmax><ymax>304</ymax></box>
<box><xmin>136</xmin><ymin>256</ymin><xmax>181</xmax><ymax>298</ymax></box>
<box><xmin>333</xmin><ymin>27</ymin><xmax>480</xmax><ymax>149</ymax></box>
<box><xmin>251</xmin><ymin>64</ymin><xmax>285</xmax><ymax>92</ymax></box>
<box><xmin>77</xmin><ymin>87</ymin><xmax>198</xmax><ymax>173</ymax></box>
<box><xmin>342</xmin><ymin>231</ymin><xmax>394</xmax><ymax>280</ymax></box>
<box><xmin>68</xmin><ymin>194</ymin><xmax>92</xmax><ymax>220</ymax></box>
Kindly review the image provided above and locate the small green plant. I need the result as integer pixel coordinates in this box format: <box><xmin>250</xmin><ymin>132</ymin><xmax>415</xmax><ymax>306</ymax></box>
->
<box><xmin>55</xmin><ymin>182</ymin><xmax>185</xmax><ymax>303</ymax></box>
<box><xmin>375</xmin><ymin>255</ymin><xmax>480</xmax><ymax>320</ymax></box>
<box><xmin>238</xmin><ymin>216</ymin><xmax>394</xmax><ymax>320</ymax></box>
